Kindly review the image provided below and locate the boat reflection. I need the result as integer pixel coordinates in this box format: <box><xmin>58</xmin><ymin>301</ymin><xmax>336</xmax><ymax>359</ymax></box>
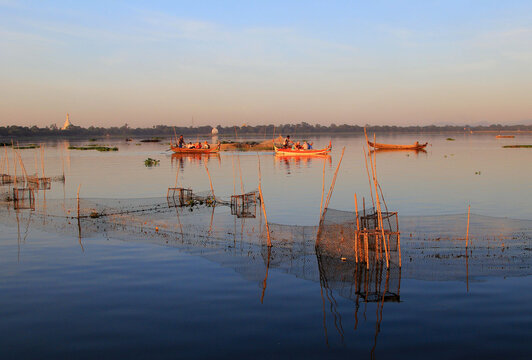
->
<box><xmin>370</xmin><ymin>148</ymin><xmax>427</xmax><ymax>155</ymax></box>
<box><xmin>275</xmin><ymin>155</ymin><xmax>332</xmax><ymax>174</ymax></box>
<box><xmin>171</xmin><ymin>153</ymin><xmax>221</xmax><ymax>170</ymax></box>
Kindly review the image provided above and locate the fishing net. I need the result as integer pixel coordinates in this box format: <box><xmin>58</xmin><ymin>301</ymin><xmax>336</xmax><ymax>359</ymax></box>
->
<box><xmin>0</xmin><ymin>193</ymin><xmax>530</xmax><ymax>300</ymax></box>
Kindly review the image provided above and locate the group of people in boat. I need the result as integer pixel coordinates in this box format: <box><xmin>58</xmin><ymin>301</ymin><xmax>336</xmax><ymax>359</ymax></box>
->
<box><xmin>282</xmin><ymin>135</ymin><xmax>313</xmax><ymax>150</ymax></box>
<box><xmin>176</xmin><ymin>135</ymin><xmax>210</xmax><ymax>149</ymax></box>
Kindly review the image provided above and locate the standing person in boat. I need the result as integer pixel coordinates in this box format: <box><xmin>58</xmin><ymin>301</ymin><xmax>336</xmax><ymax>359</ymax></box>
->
<box><xmin>283</xmin><ymin>135</ymin><xmax>293</xmax><ymax>149</ymax></box>
<box><xmin>177</xmin><ymin>135</ymin><xmax>185</xmax><ymax>148</ymax></box>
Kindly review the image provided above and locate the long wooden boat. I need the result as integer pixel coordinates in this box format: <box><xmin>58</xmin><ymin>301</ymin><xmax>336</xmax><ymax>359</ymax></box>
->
<box><xmin>274</xmin><ymin>142</ymin><xmax>332</xmax><ymax>156</ymax></box>
<box><xmin>495</xmin><ymin>135</ymin><xmax>515</xmax><ymax>138</ymax></box>
<box><xmin>367</xmin><ymin>140</ymin><xmax>428</xmax><ymax>150</ymax></box>
<box><xmin>170</xmin><ymin>143</ymin><xmax>221</xmax><ymax>154</ymax></box>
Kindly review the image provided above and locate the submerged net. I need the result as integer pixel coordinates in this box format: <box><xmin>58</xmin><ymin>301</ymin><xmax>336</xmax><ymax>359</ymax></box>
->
<box><xmin>0</xmin><ymin>194</ymin><xmax>530</xmax><ymax>301</ymax></box>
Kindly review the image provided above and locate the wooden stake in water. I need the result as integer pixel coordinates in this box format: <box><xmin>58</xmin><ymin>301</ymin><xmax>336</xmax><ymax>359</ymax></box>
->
<box><xmin>203</xmin><ymin>161</ymin><xmax>215</xmax><ymax>200</ymax></box>
<box><xmin>320</xmin><ymin>157</ymin><xmax>326</xmax><ymax>216</ymax></box>
<box><xmin>466</xmin><ymin>205</ymin><xmax>471</xmax><ymax>248</ymax></box>
<box><xmin>257</xmin><ymin>155</ymin><xmax>271</xmax><ymax>247</ymax></box>
<box><xmin>322</xmin><ymin>147</ymin><xmax>346</xmax><ymax>219</ymax></box>
<box><xmin>77</xmin><ymin>184</ymin><xmax>81</xmax><ymax>218</ymax></box>
<box><xmin>354</xmin><ymin>193</ymin><xmax>360</xmax><ymax>263</ymax></box>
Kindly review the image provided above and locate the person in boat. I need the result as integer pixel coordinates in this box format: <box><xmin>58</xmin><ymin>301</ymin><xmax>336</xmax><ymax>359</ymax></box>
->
<box><xmin>186</xmin><ymin>142</ymin><xmax>193</xmax><ymax>149</ymax></box>
<box><xmin>177</xmin><ymin>135</ymin><xmax>185</xmax><ymax>148</ymax></box>
<box><xmin>295</xmin><ymin>141</ymin><xmax>303</xmax><ymax>150</ymax></box>
<box><xmin>203</xmin><ymin>141</ymin><xmax>210</xmax><ymax>149</ymax></box>
<box><xmin>283</xmin><ymin>135</ymin><xmax>293</xmax><ymax>149</ymax></box>
<box><xmin>302</xmin><ymin>141</ymin><xmax>312</xmax><ymax>150</ymax></box>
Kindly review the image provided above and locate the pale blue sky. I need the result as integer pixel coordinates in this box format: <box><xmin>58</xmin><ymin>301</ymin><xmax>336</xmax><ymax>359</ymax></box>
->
<box><xmin>1</xmin><ymin>0</ymin><xmax>531</xmax><ymax>127</ymax></box>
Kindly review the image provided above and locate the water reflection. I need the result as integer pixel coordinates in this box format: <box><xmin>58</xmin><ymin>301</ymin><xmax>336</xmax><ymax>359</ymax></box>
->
<box><xmin>170</xmin><ymin>153</ymin><xmax>221</xmax><ymax>170</ymax></box>
<box><xmin>275</xmin><ymin>155</ymin><xmax>332</xmax><ymax>174</ymax></box>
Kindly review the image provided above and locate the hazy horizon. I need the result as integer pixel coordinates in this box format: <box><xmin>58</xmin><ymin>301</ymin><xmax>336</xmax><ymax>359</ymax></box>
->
<box><xmin>1</xmin><ymin>1</ymin><xmax>531</xmax><ymax>128</ymax></box>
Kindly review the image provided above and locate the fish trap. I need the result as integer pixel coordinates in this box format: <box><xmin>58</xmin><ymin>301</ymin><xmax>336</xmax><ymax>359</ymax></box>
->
<box><xmin>27</xmin><ymin>176</ymin><xmax>51</xmax><ymax>190</ymax></box>
<box><xmin>1</xmin><ymin>174</ymin><xmax>13</xmax><ymax>184</ymax></box>
<box><xmin>13</xmin><ymin>187</ymin><xmax>35</xmax><ymax>210</ymax></box>
<box><xmin>166</xmin><ymin>187</ymin><xmax>193</xmax><ymax>207</ymax></box>
<box><xmin>231</xmin><ymin>191</ymin><xmax>258</xmax><ymax>218</ymax></box>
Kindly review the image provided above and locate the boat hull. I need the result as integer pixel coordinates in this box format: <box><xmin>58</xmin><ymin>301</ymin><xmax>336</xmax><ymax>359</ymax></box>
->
<box><xmin>170</xmin><ymin>144</ymin><xmax>220</xmax><ymax>154</ymax></box>
<box><xmin>367</xmin><ymin>141</ymin><xmax>428</xmax><ymax>150</ymax></box>
<box><xmin>274</xmin><ymin>142</ymin><xmax>332</xmax><ymax>156</ymax></box>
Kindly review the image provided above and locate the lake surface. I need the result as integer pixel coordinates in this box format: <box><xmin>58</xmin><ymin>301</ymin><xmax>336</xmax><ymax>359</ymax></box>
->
<box><xmin>0</xmin><ymin>133</ymin><xmax>531</xmax><ymax>359</ymax></box>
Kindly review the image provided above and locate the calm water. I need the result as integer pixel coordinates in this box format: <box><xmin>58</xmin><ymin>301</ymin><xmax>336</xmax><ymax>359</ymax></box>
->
<box><xmin>0</xmin><ymin>133</ymin><xmax>531</xmax><ymax>359</ymax></box>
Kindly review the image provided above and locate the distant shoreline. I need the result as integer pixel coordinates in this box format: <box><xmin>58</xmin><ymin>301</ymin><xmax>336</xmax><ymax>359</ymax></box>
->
<box><xmin>1</xmin><ymin>123</ymin><xmax>531</xmax><ymax>141</ymax></box>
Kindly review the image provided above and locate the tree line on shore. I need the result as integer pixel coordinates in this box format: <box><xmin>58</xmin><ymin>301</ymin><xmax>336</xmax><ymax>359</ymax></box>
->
<box><xmin>1</xmin><ymin>122</ymin><xmax>531</xmax><ymax>139</ymax></box>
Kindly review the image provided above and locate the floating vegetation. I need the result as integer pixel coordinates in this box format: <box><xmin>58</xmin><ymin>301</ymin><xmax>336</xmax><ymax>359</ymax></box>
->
<box><xmin>14</xmin><ymin>144</ymin><xmax>40</xmax><ymax>149</ymax></box>
<box><xmin>475</xmin><ymin>171</ymin><xmax>481</xmax><ymax>175</ymax></box>
<box><xmin>0</xmin><ymin>143</ymin><xmax>40</xmax><ymax>149</ymax></box>
<box><xmin>88</xmin><ymin>138</ymin><xmax>97</xmax><ymax>142</ymax></box>
<box><xmin>68</xmin><ymin>145</ymin><xmax>118</xmax><ymax>152</ymax></box>
<box><xmin>140</xmin><ymin>138</ymin><xmax>161</xmax><ymax>143</ymax></box>
<box><xmin>446</xmin><ymin>138</ymin><xmax>455</xmax><ymax>141</ymax></box>
<box><xmin>90</xmin><ymin>211</ymin><xmax>100</xmax><ymax>218</ymax></box>
<box><xmin>144</xmin><ymin>158</ymin><xmax>160</xmax><ymax>167</ymax></box>
<box><xmin>503</xmin><ymin>145</ymin><xmax>532</xmax><ymax>148</ymax></box>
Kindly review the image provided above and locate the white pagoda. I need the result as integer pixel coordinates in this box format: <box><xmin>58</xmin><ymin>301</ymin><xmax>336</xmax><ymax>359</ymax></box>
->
<box><xmin>61</xmin><ymin>113</ymin><xmax>72</xmax><ymax>130</ymax></box>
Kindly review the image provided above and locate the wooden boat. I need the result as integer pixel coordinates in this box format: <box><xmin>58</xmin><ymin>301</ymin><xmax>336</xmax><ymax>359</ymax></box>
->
<box><xmin>170</xmin><ymin>143</ymin><xmax>221</xmax><ymax>154</ymax></box>
<box><xmin>495</xmin><ymin>135</ymin><xmax>515</xmax><ymax>138</ymax></box>
<box><xmin>367</xmin><ymin>140</ymin><xmax>428</xmax><ymax>150</ymax></box>
<box><xmin>274</xmin><ymin>142</ymin><xmax>332</xmax><ymax>156</ymax></box>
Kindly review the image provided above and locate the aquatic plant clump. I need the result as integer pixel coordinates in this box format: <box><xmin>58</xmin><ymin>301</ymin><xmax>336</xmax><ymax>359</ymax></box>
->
<box><xmin>503</xmin><ymin>145</ymin><xmax>532</xmax><ymax>148</ymax></box>
<box><xmin>144</xmin><ymin>158</ymin><xmax>160</xmax><ymax>167</ymax></box>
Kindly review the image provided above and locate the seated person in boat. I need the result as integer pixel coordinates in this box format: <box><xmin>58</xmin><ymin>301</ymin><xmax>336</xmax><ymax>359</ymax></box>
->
<box><xmin>202</xmin><ymin>141</ymin><xmax>210</xmax><ymax>149</ymax></box>
<box><xmin>294</xmin><ymin>141</ymin><xmax>303</xmax><ymax>150</ymax></box>
<box><xmin>283</xmin><ymin>135</ymin><xmax>293</xmax><ymax>149</ymax></box>
<box><xmin>302</xmin><ymin>141</ymin><xmax>313</xmax><ymax>150</ymax></box>
<box><xmin>177</xmin><ymin>135</ymin><xmax>185</xmax><ymax>148</ymax></box>
<box><xmin>186</xmin><ymin>142</ymin><xmax>194</xmax><ymax>149</ymax></box>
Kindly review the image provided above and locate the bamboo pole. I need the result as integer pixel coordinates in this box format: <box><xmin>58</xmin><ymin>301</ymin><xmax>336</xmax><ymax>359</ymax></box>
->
<box><xmin>173</xmin><ymin>127</ymin><xmax>178</xmax><ymax>147</ymax></box>
<box><xmin>77</xmin><ymin>184</ymin><xmax>81</xmax><ymax>218</ymax></box>
<box><xmin>372</xmin><ymin>136</ymin><xmax>389</xmax><ymax>268</ymax></box>
<box><xmin>321</xmin><ymin>147</ymin><xmax>346</xmax><ymax>219</ymax></box>
<box><xmin>237</xmin><ymin>155</ymin><xmax>244</xmax><ymax>194</ymax></box>
<box><xmin>12</xmin><ymin>141</ymin><xmax>17</xmax><ymax>189</ymax></box>
<box><xmin>354</xmin><ymin>193</ymin><xmax>359</xmax><ymax>263</ymax></box>
<box><xmin>320</xmin><ymin>157</ymin><xmax>326</xmax><ymax>216</ymax></box>
<box><xmin>4</xmin><ymin>145</ymin><xmax>9</xmax><ymax>177</ymax></box>
<box><xmin>362</xmin><ymin>146</ymin><xmax>375</xmax><ymax>208</ymax></box>
<box><xmin>364</xmin><ymin>229</ymin><xmax>369</xmax><ymax>269</ymax></box>
<box><xmin>398</xmin><ymin>233</ymin><xmax>402</xmax><ymax>268</ymax></box>
<box><xmin>466</xmin><ymin>205</ymin><xmax>471</xmax><ymax>248</ymax></box>
<box><xmin>231</xmin><ymin>155</ymin><xmax>236</xmax><ymax>195</ymax></box>
<box><xmin>34</xmin><ymin>148</ymin><xmax>39</xmax><ymax>175</ymax></box>
<box><xmin>203</xmin><ymin>161</ymin><xmax>215</xmax><ymax>200</ymax></box>
<box><xmin>15</xmin><ymin>150</ymin><xmax>29</xmax><ymax>185</ymax></box>
<box><xmin>40</xmin><ymin>144</ymin><xmax>45</xmax><ymax>179</ymax></box>
<box><xmin>257</xmin><ymin>155</ymin><xmax>271</xmax><ymax>247</ymax></box>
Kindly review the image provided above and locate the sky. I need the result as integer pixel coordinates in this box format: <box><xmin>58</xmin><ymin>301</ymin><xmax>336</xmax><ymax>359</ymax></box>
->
<box><xmin>1</xmin><ymin>0</ymin><xmax>531</xmax><ymax>128</ymax></box>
